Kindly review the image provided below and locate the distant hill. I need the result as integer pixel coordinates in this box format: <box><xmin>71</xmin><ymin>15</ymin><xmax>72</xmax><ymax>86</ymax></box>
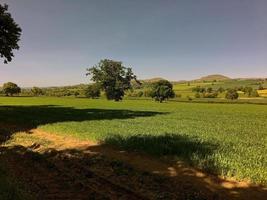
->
<box><xmin>196</xmin><ymin>74</ymin><xmax>231</xmax><ymax>82</ymax></box>
<box><xmin>141</xmin><ymin>77</ymin><xmax>166</xmax><ymax>83</ymax></box>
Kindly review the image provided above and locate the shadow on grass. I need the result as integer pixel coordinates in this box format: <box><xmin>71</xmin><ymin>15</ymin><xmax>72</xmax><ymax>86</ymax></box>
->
<box><xmin>0</xmin><ymin>105</ymin><xmax>267</xmax><ymax>199</ymax></box>
<box><xmin>1</xmin><ymin>135</ymin><xmax>267</xmax><ymax>200</ymax></box>
<box><xmin>103</xmin><ymin>134</ymin><xmax>219</xmax><ymax>172</ymax></box>
<box><xmin>0</xmin><ymin>105</ymin><xmax>165</xmax><ymax>143</ymax></box>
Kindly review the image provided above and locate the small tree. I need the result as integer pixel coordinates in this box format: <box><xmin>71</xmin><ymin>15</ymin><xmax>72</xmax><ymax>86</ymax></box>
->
<box><xmin>85</xmin><ymin>84</ymin><xmax>100</xmax><ymax>99</ymax></box>
<box><xmin>31</xmin><ymin>87</ymin><xmax>44</xmax><ymax>96</ymax></box>
<box><xmin>206</xmin><ymin>87</ymin><xmax>213</xmax><ymax>93</ymax></box>
<box><xmin>243</xmin><ymin>87</ymin><xmax>253</xmax><ymax>96</ymax></box>
<box><xmin>0</xmin><ymin>4</ymin><xmax>22</xmax><ymax>63</ymax></box>
<box><xmin>195</xmin><ymin>92</ymin><xmax>201</xmax><ymax>98</ymax></box>
<box><xmin>74</xmin><ymin>91</ymin><xmax>80</xmax><ymax>97</ymax></box>
<box><xmin>217</xmin><ymin>87</ymin><xmax>225</xmax><ymax>93</ymax></box>
<box><xmin>2</xmin><ymin>82</ymin><xmax>21</xmax><ymax>96</ymax></box>
<box><xmin>225</xmin><ymin>89</ymin><xmax>238</xmax><ymax>100</ymax></box>
<box><xmin>151</xmin><ymin>80</ymin><xmax>175</xmax><ymax>102</ymax></box>
<box><xmin>258</xmin><ymin>84</ymin><xmax>264</xmax><ymax>90</ymax></box>
<box><xmin>87</xmin><ymin>59</ymin><xmax>139</xmax><ymax>101</ymax></box>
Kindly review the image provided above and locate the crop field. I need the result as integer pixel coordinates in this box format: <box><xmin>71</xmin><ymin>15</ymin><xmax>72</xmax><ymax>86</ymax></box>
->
<box><xmin>172</xmin><ymin>79</ymin><xmax>267</xmax><ymax>98</ymax></box>
<box><xmin>0</xmin><ymin>97</ymin><xmax>266</xmax><ymax>187</ymax></box>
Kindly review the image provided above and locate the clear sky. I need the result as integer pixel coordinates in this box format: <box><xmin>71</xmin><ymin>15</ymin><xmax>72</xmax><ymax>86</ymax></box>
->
<box><xmin>1</xmin><ymin>0</ymin><xmax>267</xmax><ymax>87</ymax></box>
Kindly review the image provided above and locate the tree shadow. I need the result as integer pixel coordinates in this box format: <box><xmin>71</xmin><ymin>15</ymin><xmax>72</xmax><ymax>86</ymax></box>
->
<box><xmin>103</xmin><ymin>134</ymin><xmax>219</xmax><ymax>172</ymax></box>
<box><xmin>0</xmin><ymin>105</ymin><xmax>165</xmax><ymax>144</ymax></box>
<box><xmin>1</xmin><ymin>133</ymin><xmax>267</xmax><ymax>200</ymax></box>
<box><xmin>0</xmin><ymin>105</ymin><xmax>267</xmax><ymax>199</ymax></box>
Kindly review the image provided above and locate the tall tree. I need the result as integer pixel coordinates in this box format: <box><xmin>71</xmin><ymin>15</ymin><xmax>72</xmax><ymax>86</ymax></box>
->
<box><xmin>2</xmin><ymin>82</ymin><xmax>21</xmax><ymax>96</ymax></box>
<box><xmin>0</xmin><ymin>4</ymin><xmax>22</xmax><ymax>63</ymax></box>
<box><xmin>87</xmin><ymin>59</ymin><xmax>139</xmax><ymax>101</ymax></box>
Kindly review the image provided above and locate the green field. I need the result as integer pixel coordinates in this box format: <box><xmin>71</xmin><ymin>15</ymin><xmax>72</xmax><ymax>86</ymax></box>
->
<box><xmin>0</xmin><ymin>97</ymin><xmax>267</xmax><ymax>185</ymax></box>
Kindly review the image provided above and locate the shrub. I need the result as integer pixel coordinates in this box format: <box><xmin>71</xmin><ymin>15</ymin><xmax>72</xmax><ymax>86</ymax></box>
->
<box><xmin>225</xmin><ymin>89</ymin><xmax>238</xmax><ymax>100</ymax></box>
<box><xmin>85</xmin><ymin>84</ymin><xmax>101</xmax><ymax>99</ymax></box>
<box><xmin>195</xmin><ymin>92</ymin><xmax>201</xmax><ymax>98</ymax></box>
<box><xmin>175</xmin><ymin>93</ymin><xmax>182</xmax><ymax>98</ymax></box>
<box><xmin>217</xmin><ymin>87</ymin><xmax>225</xmax><ymax>93</ymax></box>
<box><xmin>258</xmin><ymin>84</ymin><xmax>264</xmax><ymax>90</ymax></box>
<box><xmin>151</xmin><ymin>80</ymin><xmax>175</xmax><ymax>102</ymax></box>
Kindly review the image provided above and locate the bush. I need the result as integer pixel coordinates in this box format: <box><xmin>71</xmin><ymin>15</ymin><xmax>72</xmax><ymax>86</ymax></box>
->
<box><xmin>137</xmin><ymin>91</ymin><xmax>143</xmax><ymax>97</ymax></box>
<box><xmin>187</xmin><ymin>96</ymin><xmax>193</xmax><ymax>101</ymax></box>
<box><xmin>192</xmin><ymin>86</ymin><xmax>205</xmax><ymax>93</ymax></box>
<box><xmin>206</xmin><ymin>87</ymin><xmax>213</xmax><ymax>93</ymax></box>
<box><xmin>195</xmin><ymin>92</ymin><xmax>201</xmax><ymax>98</ymax></box>
<box><xmin>85</xmin><ymin>84</ymin><xmax>101</xmax><ymax>99</ymax></box>
<box><xmin>151</xmin><ymin>80</ymin><xmax>175</xmax><ymax>102</ymax></box>
<box><xmin>217</xmin><ymin>87</ymin><xmax>225</xmax><ymax>93</ymax></box>
<box><xmin>175</xmin><ymin>93</ymin><xmax>182</xmax><ymax>98</ymax></box>
<box><xmin>258</xmin><ymin>84</ymin><xmax>264</xmax><ymax>90</ymax></box>
<box><xmin>225</xmin><ymin>89</ymin><xmax>238</xmax><ymax>100</ymax></box>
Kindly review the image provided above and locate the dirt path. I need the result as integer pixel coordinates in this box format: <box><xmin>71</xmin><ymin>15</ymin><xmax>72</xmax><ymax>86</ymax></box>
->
<box><xmin>1</xmin><ymin>128</ymin><xmax>267</xmax><ymax>200</ymax></box>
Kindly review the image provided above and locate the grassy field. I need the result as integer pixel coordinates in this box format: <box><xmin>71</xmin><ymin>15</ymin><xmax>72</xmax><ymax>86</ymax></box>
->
<box><xmin>172</xmin><ymin>79</ymin><xmax>267</xmax><ymax>98</ymax></box>
<box><xmin>0</xmin><ymin>97</ymin><xmax>267</xmax><ymax>185</ymax></box>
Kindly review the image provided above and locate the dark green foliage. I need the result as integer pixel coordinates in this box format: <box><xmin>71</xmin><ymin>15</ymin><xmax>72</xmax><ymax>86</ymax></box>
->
<box><xmin>195</xmin><ymin>92</ymin><xmax>201</xmax><ymax>98</ymax></box>
<box><xmin>243</xmin><ymin>87</ymin><xmax>253</xmax><ymax>96</ymax></box>
<box><xmin>87</xmin><ymin>59</ymin><xmax>139</xmax><ymax>101</ymax></box>
<box><xmin>74</xmin><ymin>91</ymin><xmax>80</xmax><ymax>97</ymax></box>
<box><xmin>192</xmin><ymin>86</ymin><xmax>206</xmax><ymax>93</ymax></box>
<box><xmin>0</xmin><ymin>4</ymin><xmax>22</xmax><ymax>63</ymax></box>
<box><xmin>85</xmin><ymin>84</ymin><xmax>100</xmax><ymax>99</ymax></box>
<box><xmin>217</xmin><ymin>87</ymin><xmax>225</xmax><ymax>93</ymax></box>
<box><xmin>206</xmin><ymin>87</ymin><xmax>213</xmax><ymax>93</ymax></box>
<box><xmin>31</xmin><ymin>87</ymin><xmax>44</xmax><ymax>96</ymax></box>
<box><xmin>258</xmin><ymin>84</ymin><xmax>264</xmax><ymax>90</ymax></box>
<box><xmin>187</xmin><ymin>96</ymin><xmax>193</xmax><ymax>101</ymax></box>
<box><xmin>2</xmin><ymin>82</ymin><xmax>21</xmax><ymax>96</ymax></box>
<box><xmin>41</xmin><ymin>84</ymin><xmax>87</xmax><ymax>97</ymax></box>
<box><xmin>225</xmin><ymin>89</ymin><xmax>238</xmax><ymax>100</ymax></box>
<box><xmin>151</xmin><ymin>80</ymin><xmax>175</xmax><ymax>102</ymax></box>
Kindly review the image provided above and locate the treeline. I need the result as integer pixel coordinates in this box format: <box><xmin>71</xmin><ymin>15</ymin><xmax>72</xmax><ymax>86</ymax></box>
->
<box><xmin>191</xmin><ymin>85</ymin><xmax>263</xmax><ymax>100</ymax></box>
<box><xmin>0</xmin><ymin>83</ymin><xmax>88</xmax><ymax>97</ymax></box>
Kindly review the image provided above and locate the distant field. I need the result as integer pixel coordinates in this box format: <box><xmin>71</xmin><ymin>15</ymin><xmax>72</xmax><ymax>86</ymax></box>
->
<box><xmin>172</xmin><ymin>79</ymin><xmax>267</xmax><ymax>98</ymax></box>
<box><xmin>258</xmin><ymin>89</ymin><xmax>267</xmax><ymax>97</ymax></box>
<box><xmin>0</xmin><ymin>97</ymin><xmax>267</xmax><ymax>185</ymax></box>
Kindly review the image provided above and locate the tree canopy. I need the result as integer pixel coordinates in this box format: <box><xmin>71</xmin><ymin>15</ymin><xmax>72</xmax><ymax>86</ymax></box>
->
<box><xmin>0</xmin><ymin>4</ymin><xmax>22</xmax><ymax>63</ymax></box>
<box><xmin>31</xmin><ymin>87</ymin><xmax>44</xmax><ymax>96</ymax></box>
<box><xmin>225</xmin><ymin>89</ymin><xmax>238</xmax><ymax>100</ymax></box>
<box><xmin>87</xmin><ymin>59</ymin><xmax>139</xmax><ymax>101</ymax></box>
<box><xmin>151</xmin><ymin>80</ymin><xmax>175</xmax><ymax>102</ymax></box>
<box><xmin>2</xmin><ymin>82</ymin><xmax>21</xmax><ymax>96</ymax></box>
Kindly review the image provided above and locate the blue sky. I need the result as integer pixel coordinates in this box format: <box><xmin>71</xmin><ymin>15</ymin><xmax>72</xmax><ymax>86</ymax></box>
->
<box><xmin>1</xmin><ymin>0</ymin><xmax>267</xmax><ymax>87</ymax></box>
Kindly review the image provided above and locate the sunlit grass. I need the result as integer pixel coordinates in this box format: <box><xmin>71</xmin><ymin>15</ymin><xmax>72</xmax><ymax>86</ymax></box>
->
<box><xmin>0</xmin><ymin>97</ymin><xmax>267</xmax><ymax>185</ymax></box>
